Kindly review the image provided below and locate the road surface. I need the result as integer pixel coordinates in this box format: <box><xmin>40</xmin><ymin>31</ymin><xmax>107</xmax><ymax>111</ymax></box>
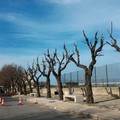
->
<box><xmin>0</xmin><ymin>97</ymin><xmax>91</xmax><ymax>120</ymax></box>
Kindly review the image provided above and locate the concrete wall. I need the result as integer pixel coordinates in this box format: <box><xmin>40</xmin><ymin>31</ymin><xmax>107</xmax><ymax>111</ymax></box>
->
<box><xmin>93</xmin><ymin>87</ymin><xmax>120</xmax><ymax>97</ymax></box>
<box><xmin>40</xmin><ymin>87</ymin><xmax>120</xmax><ymax>97</ymax></box>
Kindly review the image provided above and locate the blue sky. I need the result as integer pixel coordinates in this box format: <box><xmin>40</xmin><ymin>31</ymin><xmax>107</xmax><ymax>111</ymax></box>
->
<box><xmin>0</xmin><ymin>0</ymin><xmax>120</xmax><ymax>72</ymax></box>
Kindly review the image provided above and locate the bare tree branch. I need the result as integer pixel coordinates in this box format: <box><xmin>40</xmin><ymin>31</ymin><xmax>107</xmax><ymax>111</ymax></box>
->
<box><xmin>107</xmin><ymin>22</ymin><xmax>120</xmax><ymax>52</ymax></box>
<box><xmin>66</xmin><ymin>31</ymin><xmax>104</xmax><ymax>103</ymax></box>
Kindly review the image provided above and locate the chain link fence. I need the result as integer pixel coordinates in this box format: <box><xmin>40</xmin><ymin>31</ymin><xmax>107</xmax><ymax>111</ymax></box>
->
<box><xmin>62</xmin><ymin>63</ymin><xmax>120</xmax><ymax>87</ymax></box>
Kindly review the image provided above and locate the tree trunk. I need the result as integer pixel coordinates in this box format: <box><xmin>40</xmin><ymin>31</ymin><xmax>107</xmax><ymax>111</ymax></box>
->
<box><xmin>46</xmin><ymin>77</ymin><xmax>51</xmax><ymax>98</ymax></box>
<box><xmin>23</xmin><ymin>81</ymin><xmax>27</xmax><ymax>95</ymax></box>
<box><xmin>57</xmin><ymin>78</ymin><xmax>63</xmax><ymax>100</ymax></box>
<box><xmin>28</xmin><ymin>81</ymin><xmax>33</xmax><ymax>93</ymax></box>
<box><xmin>11</xmin><ymin>83</ymin><xmax>15</xmax><ymax>92</ymax></box>
<box><xmin>85</xmin><ymin>71</ymin><xmax>94</xmax><ymax>103</ymax></box>
<box><xmin>14</xmin><ymin>85</ymin><xmax>17</xmax><ymax>93</ymax></box>
<box><xmin>36</xmin><ymin>82</ymin><xmax>41</xmax><ymax>97</ymax></box>
<box><xmin>8</xmin><ymin>86</ymin><xmax>11</xmax><ymax>92</ymax></box>
<box><xmin>19</xmin><ymin>84</ymin><xmax>23</xmax><ymax>95</ymax></box>
<box><xmin>17</xmin><ymin>83</ymin><xmax>20</xmax><ymax>93</ymax></box>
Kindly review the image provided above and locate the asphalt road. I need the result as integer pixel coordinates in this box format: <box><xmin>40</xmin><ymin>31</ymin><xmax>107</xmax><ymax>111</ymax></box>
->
<box><xmin>0</xmin><ymin>97</ymin><xmax>91</xmax><ymax>120</ymax></box>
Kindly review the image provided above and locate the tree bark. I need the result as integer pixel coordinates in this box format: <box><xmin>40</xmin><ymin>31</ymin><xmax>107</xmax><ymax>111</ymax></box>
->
<box><xmin>35</xmin><ymin>82</ymin><xmax>41</xmax><ymax>97</ymax></box>
<box><xmin>11</xmin><ymin>83</ymin><xmax>15</xmax><ymax>92</ymax></box>
<box><xmin>57</xmin><ymin>78</ymin><xmax>63</xmax><ymax>100</ymax></box>
<box><xmin>85</xmin><ymin>70</ymin><xmax>94</xmax><ymax>103</ymax></box>
<box><xmin>19</xmin><ymin>84</ymin><xmax>23</xmax><ymax>95</ymax></box>
<box><xmin>28</xmin><ymin>81</ymin><xmax>33</xmax><ymax>93</ymax></box>
<box><xmin>46</xmin><ymin>77</ymin><xmax>51</xmax><ymax>98</ymax></box>
<box><xmin>17</xmin><ymin>83</ymin><xmax>20</xmax><ymax>93</ymax></box>
<box><xmin>23</xmin><ymin>81</ymin><xmax>27</xmax><ymax>95</ymax></box>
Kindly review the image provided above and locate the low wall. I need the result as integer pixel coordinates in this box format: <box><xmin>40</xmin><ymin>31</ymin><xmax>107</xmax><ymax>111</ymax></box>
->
<box><xmin>40</xmin><ymin>87</ymin><xmax>120</xmax><ymax>97</ymax></box>
<box><xmin>93</xmin><ymin>87</ymin><xmax>120</xmax><ymax>96</ymax></box>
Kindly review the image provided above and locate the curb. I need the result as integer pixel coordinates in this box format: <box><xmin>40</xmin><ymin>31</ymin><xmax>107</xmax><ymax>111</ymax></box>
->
<box><xmin>26</xmin><ymin>97</ymin><xmax>120</xmax><ymax>120</ymax></box>
<box><xmin>26</xmin><ymin>98</ymin><xmax>100</xmax><ymax>119</ymax></box>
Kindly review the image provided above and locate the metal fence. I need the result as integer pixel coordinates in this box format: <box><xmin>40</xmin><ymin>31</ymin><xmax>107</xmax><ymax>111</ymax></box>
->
<box><xmin>61</xmin><ymin>63</ymin><xmax>120</xmax><ymax>87</ymax></box>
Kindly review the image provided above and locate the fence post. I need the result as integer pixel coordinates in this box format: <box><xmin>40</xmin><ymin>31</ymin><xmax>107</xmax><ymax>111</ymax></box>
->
<box><xmin>106</xmin><ymin>65</ymin><xmax>109</xmax><ymax>87</ymax></box>
<box><xmin>64</xmin><ymin>73</ymin><xmax>66</xmax><ymax>85</ymax></box>
<box><xmin>94</xmin><ymin>67</ymin><xmax>97</xmax><ymax>87</ymax></box>
<box><xmin>77</xmin><ymin>71</ymin><xmax>79</xmax><ymax>85</ymax></box>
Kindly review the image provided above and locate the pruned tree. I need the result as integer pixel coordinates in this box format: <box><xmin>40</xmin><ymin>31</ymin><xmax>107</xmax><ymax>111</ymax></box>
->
<box><xmin>107</xmin><ymin>22</ymin><xmax>120</xmax><ymax>52</ymax></box>
<box><xmin>37</xmin><ymin>57</ymin><xmax>52</xmax><ymax>98</ymax></box>
<box><xmin>16</xmin><ymin>66</ymin><xmax>27</xmax><ymax>95</ymax></box>
<box><xmin>65</xmin><ymin>31</ymin><xmax>104</xmax><ymax>103</ymax></box>
<box><xmin>24</xmin><ymin>68</ymin><xmax>33</xmax><ymax>93</ymax></box>
<box><xmin>45</xmin><ymin>46</ymin><xmax>72</xmax><ymax>100</ymax></box>
<box><xmin>28</xmin><ymin>61</ymin><xmax>42</xmax><ymax>97</ymax></box>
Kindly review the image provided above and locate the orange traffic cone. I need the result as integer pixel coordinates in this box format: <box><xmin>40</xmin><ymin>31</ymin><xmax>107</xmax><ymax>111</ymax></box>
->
<box><xmin>1</xmin><ymin>99</ymin><xmax>4</xmax><ymax>106</ymax></box>
<box><xmin>18</xmin><ymin>98</ymin><xmax>22</xmax><ymax>105</ymax></box>
<box><xmin>34</xmin><ymin>99</ymin><xmax>38</xmax><ymax>104</ymax></box>
<box><xmin>0</xmin><ymin>97</ymin><xmax>2</xmax><ymax>103</ymax></box>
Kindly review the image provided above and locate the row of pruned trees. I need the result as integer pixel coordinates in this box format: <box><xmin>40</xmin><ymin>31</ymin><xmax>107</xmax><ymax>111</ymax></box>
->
<box><xmin>25</xmin><ymin>47</ymin><xmax>73</xmax><ymax>100</ymax></box>
<box><xmin>25</xmin><ymin>26</ymin><xmax>120</xmax><ymax>103</ymax></box>
<box><xmin>0</xmin><ymin>26</ymin><xmax>119</xmax><ymax>104</ymax></box>
<box><xmin>24</xmin><ymin>30</ymin><xmax>105</xmax><ymax>103</ymax></box>
<box><xmin>0</xmin><ymin>63</ymin><xmax>47</xmax><ymax>96</ymax></box>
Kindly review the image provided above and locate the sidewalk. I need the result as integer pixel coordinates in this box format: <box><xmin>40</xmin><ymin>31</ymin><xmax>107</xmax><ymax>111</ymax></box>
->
<box><xmin>25</xmin><ymin>96</ymin><xmax>120</xmax><ymax>120</ymax></box>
